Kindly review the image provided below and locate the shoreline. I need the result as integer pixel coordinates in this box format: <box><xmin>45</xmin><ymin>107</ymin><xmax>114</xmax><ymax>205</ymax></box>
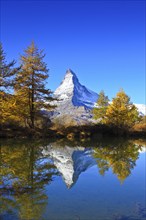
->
<box><xmin>0</xmin><ymin>124</ymin><xmax>146</xmax><ymax>139</ymax></box>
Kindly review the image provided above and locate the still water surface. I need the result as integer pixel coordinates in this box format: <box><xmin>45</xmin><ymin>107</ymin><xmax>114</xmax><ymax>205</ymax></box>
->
<box><xmin>0</xmin><ymin>138</ymin><xmax>146</xmax><ymax>220</ymax></box>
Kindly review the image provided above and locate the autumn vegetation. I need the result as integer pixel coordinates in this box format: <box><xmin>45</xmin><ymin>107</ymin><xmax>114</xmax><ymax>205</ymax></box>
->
<box><xmin>0</xmin><ymin>42</ymin><xmax>56</xmax><ymax>137</ymax></box>
<box><xmin>92</xmin><ymin>90</ymin><xmax>146</xmax><ymax>137</ymax></box>
<box><xmin>0</xmin><ymin>42</ymin><xmax>145</xmax><ymax>138</ymax></box>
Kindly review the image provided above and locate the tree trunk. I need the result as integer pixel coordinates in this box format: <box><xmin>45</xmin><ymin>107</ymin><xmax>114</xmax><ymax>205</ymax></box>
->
<box><xmin>31</xmin><ymin>71</ymin><xmax>35</xmax><ymax>129</ymax></box>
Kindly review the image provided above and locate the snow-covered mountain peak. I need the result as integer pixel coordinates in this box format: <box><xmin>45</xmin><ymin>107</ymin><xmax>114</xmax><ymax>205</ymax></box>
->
<box><xmin>54</xmin><ymin>69</ymin><xmax>76</xmax><ymax>101</ymax></box>
<box><xmin>54</xmin><ymin>69</ymin><xmax>98</xmax><ymax>108</ymax></box>
<box><xmin>65</xmin><ymin>68</ymin><xmax>77</xmax><ymax>77</ymax></box>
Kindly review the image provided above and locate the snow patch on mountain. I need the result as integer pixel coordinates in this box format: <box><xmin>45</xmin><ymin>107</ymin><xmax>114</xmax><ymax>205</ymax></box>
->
<box><xmin>134</xmin><ymin>104</ymin><xmax>146</xmax><ymax>116</ymax></box>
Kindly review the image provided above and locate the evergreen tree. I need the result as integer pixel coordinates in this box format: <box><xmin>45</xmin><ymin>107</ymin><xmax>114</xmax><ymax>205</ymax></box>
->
<box><xmin>0</xmin><ymin>42</ymin><xmax>16</xmax><ymax>90</ymax></box>
<box><xmin>93</xmin><ymin>90</ymin><xmax>109</xmax><ymax>122</ymax></box>
<box><xmin>15</xmin><ymin>42</ymin><xmax>54</xmax><ymax>129</ymax></box>
<box><xmin>105</xmin><ymin>89</ymin><xmax>139</xmax><ymax>128</ymax></box>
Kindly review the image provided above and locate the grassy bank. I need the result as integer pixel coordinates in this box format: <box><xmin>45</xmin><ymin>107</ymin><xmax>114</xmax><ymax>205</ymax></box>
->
<box><xmin>1</xmin><ymin>122</ymin><xmax>146</xmax><ymax>139</ymax></box>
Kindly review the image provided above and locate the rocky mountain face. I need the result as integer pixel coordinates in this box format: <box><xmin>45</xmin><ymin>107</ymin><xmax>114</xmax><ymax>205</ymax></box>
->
<box><xmin>54</xmin><ymin>69</ymin><xmax>98</xmax><ymax>108</ymax></box>
<box><xmin>51</xmin><ymin>69</ymin><xmax>98</xmax><ymax>125</ymax></box>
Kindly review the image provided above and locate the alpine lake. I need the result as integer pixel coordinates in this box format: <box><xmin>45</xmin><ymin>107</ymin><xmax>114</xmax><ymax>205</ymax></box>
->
<box><xmin>0</xmin><ymin>137</ymin><xmax>146</xmax><ymax>220</ymax></box>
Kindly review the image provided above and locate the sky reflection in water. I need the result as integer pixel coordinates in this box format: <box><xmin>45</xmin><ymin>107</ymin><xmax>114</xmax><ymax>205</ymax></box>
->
<box><xmin>0</xmin><ymin>138</ymin><xmax>146</xmax><ymax>220</ymax></box>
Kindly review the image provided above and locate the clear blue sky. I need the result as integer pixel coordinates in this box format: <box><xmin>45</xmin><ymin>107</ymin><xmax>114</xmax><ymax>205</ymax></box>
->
<box><xmin>0</xmin><ymin>0</ymin><xmax>145</xmax><ymax>104</ymax></box>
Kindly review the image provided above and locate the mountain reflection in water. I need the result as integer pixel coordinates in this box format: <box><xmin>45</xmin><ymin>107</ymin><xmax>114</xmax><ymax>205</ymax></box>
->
<box><xmin>42</xmin><ymin>145</ymin><xmax>96</xmax><ymax>188</ymax></box>
<box><xmin>0</xmin><ymin>138</ymin><xmax>146</xmax><ymax>220</ymax></box>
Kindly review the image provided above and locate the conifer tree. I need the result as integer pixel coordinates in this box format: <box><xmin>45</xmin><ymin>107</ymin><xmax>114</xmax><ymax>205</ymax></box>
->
<box><xmin>15</xmin><ymin>42</ymin><xmax>54</xmax><ymax>129</ymax></box>
<box><xmin>0</xmin><ymin>43</ymin><xmax>19</xmax><ymax>124</ymax></box>
<box><xmin>105</xmin><ymin>89</ymin><xmax>139</xmax><ymax>128</ymax></box>
<box><xmin>93</xmin><ymin>90</ymin><xmax>109</xmax><ymax>123</ymax></box>
<box><xmin>0</xmin><ymin>42</ymin><xmax>16</xmax><ymax>90</ymax></box>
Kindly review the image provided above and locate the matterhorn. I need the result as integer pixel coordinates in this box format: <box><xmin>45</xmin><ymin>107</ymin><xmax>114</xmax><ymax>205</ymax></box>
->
<box><xmin>54</xmin><ymin>69</ymin><xmax>98</xmax><ymax>108</ymax></box>
<box><xmin>51</xmin><ymin>69</ymin><xmax>98</xmax><ymax>125</ymax></box>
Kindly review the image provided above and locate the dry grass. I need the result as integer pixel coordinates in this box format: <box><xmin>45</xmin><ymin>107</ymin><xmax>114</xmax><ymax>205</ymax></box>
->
<box><xmin>132</xmin><ymin>123</ymin><xmax>146</xmax><ymax>132</ymax></box>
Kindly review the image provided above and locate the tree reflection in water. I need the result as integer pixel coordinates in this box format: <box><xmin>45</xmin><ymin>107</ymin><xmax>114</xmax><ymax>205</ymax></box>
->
<box><xmin>92</xmin><ymin>138</ymin><xmax>141</xmax><ymax>182</ymax></box>
<box><xmin>0</xmin><ymin>138</ymin><xmax>145</xmax><ymax>220</ymax></box>
<box><xmin>0</xmin><ymin>140</ymin><xmax>59</xmax><ymax>220</ymax></box>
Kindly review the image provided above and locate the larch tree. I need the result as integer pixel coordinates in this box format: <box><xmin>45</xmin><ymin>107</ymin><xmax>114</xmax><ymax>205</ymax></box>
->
<box><xmin>0</xmin><ymin>42</ymin><xmax>16</xmax><ymax>90</ymax></box>
<box><xmin>0</xmin><ymin>43</ymin><xmax>19</xmax><ymax>123</ymax></box>
<box><xmin>15</xmin><ymin>42</ymin><xmax>54</xmax><ymax>129</ymax></box>
<box><xmin>93</xmin><ymin>90</ymin><xmax>109</xmax><ymax>123</ymax></box>
<box><xmin>105</xmin><ymin>89</ymin><xmax>139</xmax><ymax>128</ymax></box>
